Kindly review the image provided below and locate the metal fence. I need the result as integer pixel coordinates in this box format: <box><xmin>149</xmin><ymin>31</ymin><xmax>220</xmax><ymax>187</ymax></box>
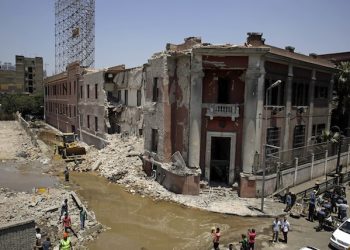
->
<box><xmin>256</xmin><ymin>137</ymin><xmax>350</xmax><ymax>175</ymax></box>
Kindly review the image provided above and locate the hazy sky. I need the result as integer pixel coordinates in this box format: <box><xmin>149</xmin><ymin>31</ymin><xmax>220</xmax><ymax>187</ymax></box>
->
<box><xmin>0</xmin><ymin>0</ymin><xmax>349</xmax><ymax>75</ymax></box>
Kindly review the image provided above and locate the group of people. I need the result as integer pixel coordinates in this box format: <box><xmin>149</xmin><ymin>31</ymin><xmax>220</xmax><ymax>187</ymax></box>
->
<box><xmin>238</xmin><ymin>228</ymin><xmax>256</xmax><ymax>250</ymax></box>
<box><xmin>307</xmin><ymin>187</ymin><xmax>348</xmax><ymax>231</ymax></box>
<box><xmin>209</xmin><ymin>227</ymin><xmax>256</xmax><ymax>250</ymax></box>
<box><xmin>33</xmin><ymin>197</ymin><xmax>88</xmax><ymax>249</ymax></box>
<box><xmin>272</xmin><ymin>216</ymin><xmax>290</xmax><ymax>243</ymax></box>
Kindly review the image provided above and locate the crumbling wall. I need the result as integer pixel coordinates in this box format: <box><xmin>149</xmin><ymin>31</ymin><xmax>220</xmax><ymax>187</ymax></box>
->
<box><xmin>168</xmin><ymin>56</ymin><xmax>191</xmax><ymax>163</ymax></box>
<box><xmin>144</xmin><ymin>56</ymin><xmax>167</xmax><ymax>161</ymax></box>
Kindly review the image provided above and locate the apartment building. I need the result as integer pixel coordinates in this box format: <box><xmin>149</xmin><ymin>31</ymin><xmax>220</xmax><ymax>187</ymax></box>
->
<box><xmin>0</xmin><ymin>55</ymin><xmax>43</xmax><ymax>94</ymax></box>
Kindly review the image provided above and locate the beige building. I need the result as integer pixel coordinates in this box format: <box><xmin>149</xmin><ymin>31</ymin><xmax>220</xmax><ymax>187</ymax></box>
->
<box><xmin>0</xmin><ymin>55</ymin><xmax>43</xmax><ymax>94</ymax></box>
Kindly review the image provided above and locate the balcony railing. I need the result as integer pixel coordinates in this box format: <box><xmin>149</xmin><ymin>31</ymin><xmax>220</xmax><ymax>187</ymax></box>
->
<box><xmin>205</xmin><ymin>103</ymin><xmax>240</xmax><ymax>121</ymax></box>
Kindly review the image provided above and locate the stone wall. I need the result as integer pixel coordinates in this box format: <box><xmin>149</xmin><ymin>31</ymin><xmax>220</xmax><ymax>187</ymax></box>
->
<box><xmin>0</xmin><ymin>219</ymin><xmax>35</xmax><ymax>250</ymax></box>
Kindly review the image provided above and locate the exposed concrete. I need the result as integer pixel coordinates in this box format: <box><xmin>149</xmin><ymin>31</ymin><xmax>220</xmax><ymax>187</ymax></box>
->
<box><xmin>188</xmin><ymin>53</ymin><xmax>203</xmax><ymax>169</ymax></box>
<box><xmin>0</xmin><ymin>219</ymin><xmax>35</xmax><ymax>250</ymax></box>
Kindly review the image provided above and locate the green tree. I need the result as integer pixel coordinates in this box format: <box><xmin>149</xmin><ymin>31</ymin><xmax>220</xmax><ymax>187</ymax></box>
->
<box><xmin>332</xmin><ymin>61</ymin><xmax>350</xmax><ymax>131</ymax></box>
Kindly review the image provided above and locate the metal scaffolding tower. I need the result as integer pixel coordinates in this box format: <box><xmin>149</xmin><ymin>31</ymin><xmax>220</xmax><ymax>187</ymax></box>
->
<box><xmin>55</xmin><ymin>0</ymin><xmax>95</xmax><ymax>73</ymax></box>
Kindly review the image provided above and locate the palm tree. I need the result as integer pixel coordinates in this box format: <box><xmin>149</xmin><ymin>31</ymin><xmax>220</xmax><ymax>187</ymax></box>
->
<box><xmin>332</xmin><ymin>61</ymin><xmax>350</xmax><ymax>131</ymax></box>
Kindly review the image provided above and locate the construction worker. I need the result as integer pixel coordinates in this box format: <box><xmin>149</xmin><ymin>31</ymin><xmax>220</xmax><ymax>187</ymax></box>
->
<box><xmin>59</xmin><ymin>232</ymin><xmax>72</xmax><ymax>250</ymax></box>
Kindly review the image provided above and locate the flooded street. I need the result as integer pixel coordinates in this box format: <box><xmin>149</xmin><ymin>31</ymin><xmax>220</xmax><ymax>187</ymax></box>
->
<box><xmin>0</xmin><ymin>160</ymin><xmax>58</xmax><ymax>192</ymax></box>
<box><xmin>72</xmin><ymin>172</ymin><xmax>271</xmax><ymax>250</ymax></box>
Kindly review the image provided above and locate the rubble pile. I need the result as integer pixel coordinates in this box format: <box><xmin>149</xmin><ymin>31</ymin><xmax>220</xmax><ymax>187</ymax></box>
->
<box><xmin>77</xmin><ymin>134</ymin><xmax>144</xmax><ymax>182</ymax></box>
<box><xmin>0</xmin><ymin>187</ymin><xmax>101</xmax><ymax>248</ymax></box>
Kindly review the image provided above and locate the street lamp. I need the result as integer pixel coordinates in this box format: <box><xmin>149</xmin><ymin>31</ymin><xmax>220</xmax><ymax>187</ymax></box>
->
<box><xmin>261</xmin><ymin>79</ymin><xmax>282</xmax><ymax>212</ymax></box>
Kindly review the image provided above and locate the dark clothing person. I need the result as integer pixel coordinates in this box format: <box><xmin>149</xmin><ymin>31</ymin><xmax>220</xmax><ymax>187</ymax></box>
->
<box><xmin>239</xmin><ymin>234</ymin><xmax>248</xmax><ymax>250</ymax></box>
<box><xmin>60</xmin><ymin>200</ymin><xmax>68</xmax><ymax>218</ymax></box>
<box><xmin>42</xmin><ymin>238</ymin><xmax>52</xmax><ymax>250</ymax></box>
<box><xmin>308</xmin><ymin>191</ymin><xmax>316</xmax><ymax>222</ymax></box>
<box><xmin>80</xmin><ymin>207</ymin><xmax>87</xmax><ymax>230</ymax></box>
<box><xmin>64</xmin><ymin>168</ymin><xmax>69</xmax><ymax>182</ymax></box>
<box><xmin>285</xmin><ymin>193</ymin><xmax>292</xmax><ymax>212</ymax></box>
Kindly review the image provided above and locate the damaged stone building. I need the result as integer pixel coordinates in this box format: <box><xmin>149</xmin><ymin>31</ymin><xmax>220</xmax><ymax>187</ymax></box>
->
<box><xmin>44</xmin><ymin>62</ymin><xmax>145</xmax><ymax>149</ymax></box>
<box><xmin>142</xmin><ymin>34</ymin><xmax>335</xmax><ymax>196</ymax></box>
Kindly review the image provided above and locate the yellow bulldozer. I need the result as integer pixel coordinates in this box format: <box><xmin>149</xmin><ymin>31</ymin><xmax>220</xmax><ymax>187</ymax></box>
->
<box><xmin>54</xmin><ymin>133</ymin><xmax>86</xmax><ymax>161</ymax></box>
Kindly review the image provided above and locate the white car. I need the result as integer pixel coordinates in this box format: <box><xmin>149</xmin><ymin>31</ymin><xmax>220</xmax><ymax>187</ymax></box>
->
<box><xmin>329</xmin><ymin>218</ymin><xmax>350</xmax><ymax>249</ymax></box>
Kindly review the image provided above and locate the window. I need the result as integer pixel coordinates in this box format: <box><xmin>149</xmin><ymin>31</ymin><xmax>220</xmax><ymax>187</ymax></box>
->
<box><xmin>137</xmin><ymin>89</ymin><xmax>142</xmax><ymax>106</ymax></box>
<box><xmin>265</xmin><ymin>79</ymin><xmax>285</xmax><ymax>105</ymax></box>
<box><xmin>69</xmin><ymin>82</ymin><xmax>71</xmax><ymax>95</ymax></box>
<box><xmin>74</xmin><ymin>81</ymin><xmax>76</xmax><ymax>95</ymax></box>
<box><xmin>87</xmin><ymin>85</ymin><xmax>90</xmax><ymax>98</ymax></box>
<box><xmin>292</xmin><ymin>81</ymin><xmax>309</xmax><ymax>106</ymax></box>
<box><xmin>217</xmin><ymin>77</ymin><xmax>230</xmax><ymax>104</ymax></box>
<box><xmin>293</xmin><ymin>125</ymin><xmax>306</xmax><ymax>148</ymax></box>
<box><xmin>95</xmin><ymin>116</ymin><xmax>98</xmax><ymax>131</ymax></box>
<box><xmin>69</xmin><ymin>106</ymin><xmax>71</xmax><ymax>117</ymax></box>
<box><xmin>312</xmin><ymin>123</ymin><xmax>326</xmax><ymax>137</ymax></box>
<box><xmin>151</xmin><ymin>129</ymin><xmax>158</xmax><ymax>153</ymax></box>
<box><xmin>125</xmin><ymin>90</ymin><xmax>128</xmax><ymax>105</ymax></box>
<box><xmin>152</xmin><ymin>77</ymin><xmax>159</xmax><ymax>102</ymax></box>
<box><xmin>87</xmin><ymin>115</ymin><xmax>90</xmax><ymax>128</ymax></box>
<box><xmin>74</xmin><ymin>106</ymin><xmax>76</xmax><ymax>117</ymax></box>
<box><xmin>117</xmin><ymin>90</ymin><xmax>121</xmax><ymax>102</ymax></box>
<box><xmin>95</xmin><ymin>84</ymin><xmax>98</xmax><ymax>99</ymax></box>
<box><xmin>314</xmin><ymin>86</ymin><xmax>328</xmax><ymax>99</ymax></box>
<box><xmin>266</xmin><ymin>127</ymin><xmax>281</xmax><ymax>155</ymax></box>
<box><xmin>80</xmin><ymin>85</ymin><xmax>83</xmax><ymax>98</ymax></box>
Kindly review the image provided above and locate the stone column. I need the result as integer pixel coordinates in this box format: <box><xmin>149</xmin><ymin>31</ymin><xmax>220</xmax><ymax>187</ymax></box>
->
<box><xmin>255</xmin><ymin>58</ymin><xmax>266</xmax><ymax>160</ymax></box>
<box><xmin>283</xmin><ymin>64</ymin><xmax>293</xmax><ymax>151</ymax></box>
<box><xmin>188</xmin><ymin>54</ymin><xmax>203</xmax><ymax>168</ymax></box>
<box><xmin>327</xmin><ymin>74</ymin><xmax>335</xmax><ymax>131</ymax></box>
<box><xmin>242</xmin><ymin>55</ymin><xmax>263</xmax><ymax>173</ymax></box>
<box><xmin>307</xmin><ymin>69</ymin><xmax>316</xmax><ymax>145</ymax></box>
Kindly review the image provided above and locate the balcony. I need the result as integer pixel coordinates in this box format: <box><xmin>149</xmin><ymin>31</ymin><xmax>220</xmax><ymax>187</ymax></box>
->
<box><xmin>205</xmin><ymin>103</ymin><xmax>240</xmax><ymax>121</ymax></box>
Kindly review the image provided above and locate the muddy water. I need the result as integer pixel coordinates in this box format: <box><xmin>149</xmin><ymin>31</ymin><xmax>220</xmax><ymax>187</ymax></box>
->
<box><xmin>0</xmin><ymin>161</ymin><xmax>58</xmax><ymax>192</ymax></box>
<box><xmin>72</xmin><ymin>173</ymin><xmax>271</xmax><ymax>250</ymax></box>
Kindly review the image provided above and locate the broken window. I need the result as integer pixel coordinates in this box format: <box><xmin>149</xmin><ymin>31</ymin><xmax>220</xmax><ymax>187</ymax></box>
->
<box><xmin>87</xmin><ymin>115</ymin><xmax>90</xmax><ymax>128</ymax></box>
<box><xmin>264</xmin><ymin>79</ymin><xmax>285</xmax><ymax>105</ymax></box>
<box><xmin>292</xmin><ymin>81</ymin><xmax>309</xmax><ymax>106</ymax></box>
<box><xmin>137</xmin><ymin>89</ymin><xmax>141</xmax><ymax>106</ymax></box>
<box><xmin>125</xmin><ymin>90</ymin><xmax>128</xmax><ymax>105</ymax></box>
<box><xmin>95</xmin><ymin>84</ymin><xmax>98</xmax><ymax>99</ymax></box>
<box><xmin>151</xmin><ymin>129</ymin><xmax>158</xmax><ymax>153</ymax></box>
<box><xmin>293</xmin><ymin>125</ymin><xmax>306</xmax><ymax>148</ymax></box>
<box><xmin>87</xmin><ymin>85</ymin><xmax>90</xmax><ymax>98</ymax></box>
<box><xmin>266</xmin><ymin>127</ymin><xmax>281</xmax><ymax>155</ymax></box>
<box><xmin>217</xmin><ymin>77</ymin><xmax>230</xmax><ymax>104</ymax></box>
<box><xmin>95</xmin><ymin>116</ymin><xmax>98</xmax><ymax>131</ymax></box>
<box><xmin>152</xmin><ymin>77</ymin><xmax>159</xmax><ymax>102</ymax></box>
<box><xmin>139</xmin><ymin>129</ymin><xmax>143</xmax><ymax>136</ymax></box>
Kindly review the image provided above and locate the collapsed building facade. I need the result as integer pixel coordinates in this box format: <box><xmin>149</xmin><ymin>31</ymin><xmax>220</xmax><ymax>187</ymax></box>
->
<box><xmin>44</xmin><ymin>62</ymin><xmax>144</xmax><ymax>148</ymax></box>
<box><xmin>142</xmin><ymin>34</ymin><xmax>337</xmax><ymax>196</ymax></box>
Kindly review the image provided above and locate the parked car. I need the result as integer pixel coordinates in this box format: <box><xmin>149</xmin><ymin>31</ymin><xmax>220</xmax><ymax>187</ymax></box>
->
<box><xmin>329</xmin><ymin>218</ymin><xmax>350</xmax><ymax>249</ymax></box>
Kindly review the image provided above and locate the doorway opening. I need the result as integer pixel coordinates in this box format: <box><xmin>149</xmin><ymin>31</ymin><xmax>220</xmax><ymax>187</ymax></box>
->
<box><xmin>217</xmin><ymin>77</ymin><xmax>230</xmax><ymax>104</ymax></box>
<box><xmin>210</xmin><ymin>137</ymin><xmax>231</xmax><ymax>185</ymax></box>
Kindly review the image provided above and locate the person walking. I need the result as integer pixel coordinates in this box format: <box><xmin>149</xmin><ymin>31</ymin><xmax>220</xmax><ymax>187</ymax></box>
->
<box><xmin>281</xmin><ymin>217</ymin><xmax>290</xmax><ymax>243</ymax></box>
<box><xmin>79</xmin><ymin>207</ymin><xmax>87</xmax><ymax>230</ymax></box>
<box><xmin>285</xmin><ymin>192</ymin><xmax>292</xmax><ymax>212</ymax></box>
<box><xmin>59</xmin><ymin>232</ymin><xmax>72</xmax><ymax>250</ymax></box>
<box><xmin>272</xmin><ymin>217</ymin><xmax>281</xmax><ymax>243</ymax></box>
<box><xmin>60</xmin><ymin>199</ymin><xmax>68</xmax><ymax>220</ymax></box>
<box><xmin>337</xmin><ymin>200</ymin><xmax>349</xmax><ymax>221</ymax></box>
<box><xmin>308</xmin><ymin>190</ymin><xmax>316</xmax><ymax>222</ymax></box>
<box><xmin>62</xmin><ymin>213</ymin><xmax>78</xmax><ymax>237</ymax></box>
<box><xmin>210</xmin><ymin>227</ymin><xmax>216</xmax><ymax>249</ymax></box>
<box><xmin>213</xmin><ymin>227</ymin><xmax>221</xmax><ymax>250</ymax></box>
<box><xmin>248</xmin><ymin>228</ymin><xmax>256</xmax><ymax>249</ymax></box>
